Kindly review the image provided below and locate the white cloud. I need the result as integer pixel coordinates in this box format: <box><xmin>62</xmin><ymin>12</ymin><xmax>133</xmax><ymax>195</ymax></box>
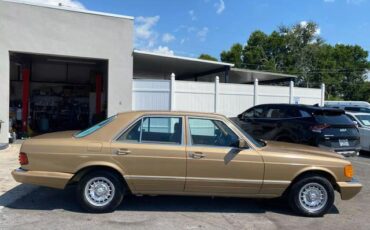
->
<box><xmin>188</xmin><ymin>10</ymin><xmax>197</xmax><ymax>21</ymax></box>
<box><xmin>180</xmin><ymin>38</ymin><xmax>186</xmax><ymax>45</ymax></box>
<box><xmin>197</xmin><ymin>27</ymin><xmax>209</xmax><ymax>42</ymax></box>
<box><xmin>152</xmin><ymin>46</ymin><xmax>174</xmax><ymax>56</ymax></box>
<box><xmin>323</xmin><ymin>0</ymin><xmax>335</xmax><ymax>2</ymax></box>
<box><xmin>314</xmin><ymin>27</ymin><xmax>321</xmax><ymax>36</ymax></box>
<box><xmin>214</xmin><ymin>0</ymin><xmax>225</xmax><ymax>14</ymax></box>
<box><xmin>162</xmin><ymin>33</ymin><xmax>175</xmax><ymax>43</ymax></box>
<box><xmin>22</xmin><ymin>0</ymin><xmax>85</xmax><ymax>9</ymax></box>
<box><xmin>135</xmin><ymin>16</ymin><xmax>160</xmax><ymax>40</ymax></box>
<box><xmin>300</xmin><ymin>20</ymin><xmax>308</xmax><ymax>28</ymax></box>
<box><xmin>347</xmin><ymin>0</ymin><xmax>366</xmax><ymax>4</ymax></box>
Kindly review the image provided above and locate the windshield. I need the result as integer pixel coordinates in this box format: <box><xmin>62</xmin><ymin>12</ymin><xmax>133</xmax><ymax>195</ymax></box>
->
<box><xmin>74</xmin><ymin>115</ymin><xmax>116</xmax><ymax>138</ymax></box>
<box><xmin>229</xmin><ymin>120</ymin><xmax>266</xmax><ymax>148</ymax></box>
<box><xmin>355</xmin><ymin>115</ymin><xmax>370</xmax><ymax>127</ymax></box>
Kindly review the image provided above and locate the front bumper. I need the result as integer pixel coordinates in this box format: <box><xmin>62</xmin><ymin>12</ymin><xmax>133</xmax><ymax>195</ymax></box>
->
<box><xmin>337</xmin><ymin>178</ymin><xmax>362</xmax><ymax>200</ymax></box>
<box><xmin>12</xmin><ymin>168</ymin><xmax>74</xmax><ymax>189</ymax></box>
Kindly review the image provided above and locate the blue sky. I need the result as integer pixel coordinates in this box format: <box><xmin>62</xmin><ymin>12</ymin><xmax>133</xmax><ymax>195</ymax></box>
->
<box><xmin>25</xmin><ymin>0</ymin><xmax>370</xmax><ymax>60</ymax></box>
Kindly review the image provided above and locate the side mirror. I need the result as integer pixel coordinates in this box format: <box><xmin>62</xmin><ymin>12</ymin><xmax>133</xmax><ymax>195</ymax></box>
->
<box><xmin>237</xmin><ymin>114</ymin><xmax>243</xmax><ymax>119</ymax></box>
<box><xmin>238</xmin><ymin>139</ymin><xmax>248</xmax><ymax>149</ymax></box>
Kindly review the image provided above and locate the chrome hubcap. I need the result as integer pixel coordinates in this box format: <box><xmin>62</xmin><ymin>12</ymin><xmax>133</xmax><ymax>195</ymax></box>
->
<box><xmin>84</xmin><ymin>177</ymin><xmax>115</xmax><ymax>207</ymax></box>
<box><xmin>299</xmin><ymin>182</ymin><xmax>328</xmax><ymax>213</ymax></box>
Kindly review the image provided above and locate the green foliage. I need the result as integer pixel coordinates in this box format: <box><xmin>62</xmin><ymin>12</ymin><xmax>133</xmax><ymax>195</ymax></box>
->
<box><xmin>220</xmin><ymin>43</ymin><xmax>243</xmax><ymax>68</ymax></box>
<box><xmin>198</xmin><ymin>54</ymin><xmax>218</xmax><ymax>61</ymax></box>
<box><xmin>219</xmin><ymin>21</ymin><xmax>370</xmax><ymax>101</ymax></box>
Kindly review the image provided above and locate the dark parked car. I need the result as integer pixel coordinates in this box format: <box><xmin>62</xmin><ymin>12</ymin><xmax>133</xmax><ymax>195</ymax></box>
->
<box><xmin>232</xmin><ymin>104</ymin><xmax>361</xmax><ymax>156</ymax></box>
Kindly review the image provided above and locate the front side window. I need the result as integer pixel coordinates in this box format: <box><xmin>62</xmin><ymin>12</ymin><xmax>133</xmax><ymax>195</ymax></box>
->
<box><xmin>118</xmin><ymin>116</ymin><xmax>182</xmax><ymax>144</ymax></box>
<box><xmin>188</xmin><ymin>118</ymin><xmax>239</xmax><ymax>147</ymax></box>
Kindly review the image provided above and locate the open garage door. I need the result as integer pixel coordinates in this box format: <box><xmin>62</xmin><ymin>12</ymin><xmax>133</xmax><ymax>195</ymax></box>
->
<box><xmin>9</xmin><ymin>52</ymin><xmax>108</xmax><ymax>139</ymax></box>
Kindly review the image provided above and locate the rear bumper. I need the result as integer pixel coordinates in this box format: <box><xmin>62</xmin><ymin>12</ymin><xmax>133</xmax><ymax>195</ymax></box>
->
<box><xmin>318</xmin><ymin>144</ymin><xmax>360</xmax><ymax>157</ymax></box>
<box><xmin>12</xmin><ymin>168</ymin><xmax>74</xmax><ymax>189</ymax></box>
<box><xmin>337</xmin><ymin>178</ymin><xmax>362</xmax><ymax>200</ymax></box>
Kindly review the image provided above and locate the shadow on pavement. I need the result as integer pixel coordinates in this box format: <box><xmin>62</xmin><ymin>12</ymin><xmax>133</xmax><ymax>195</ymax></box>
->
<box><xmin>0</xmin><ymin>184</ymin><xmax>339</xmax><ymax>216</ymax></box>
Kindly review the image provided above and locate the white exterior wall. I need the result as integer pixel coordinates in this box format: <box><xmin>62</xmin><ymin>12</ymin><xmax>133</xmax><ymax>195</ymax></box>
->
<box><xmin>133</xmin><ymin>79</ymin><xmax>324</xmax><ymax>117</ymax></box>
<box><xmin>0</xmin><ymin>1</ymin><xmax>134</xmax><ymax>144</ymax></box>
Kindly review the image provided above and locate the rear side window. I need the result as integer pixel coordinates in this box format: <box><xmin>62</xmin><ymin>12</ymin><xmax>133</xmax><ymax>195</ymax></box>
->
<box><xmin>244</xmin><ymin>106</ymin><xmax>265</xmax><ymax>118</ymax></box>
<box><xmin>118</xmin><ymin>117</ymin><xmax>182</xmax><ymax>144</ymax></box>
<box><xmin>74</xmin><ymin>116</ymin><xmax>116</xmax><ymax>138</ymax></box>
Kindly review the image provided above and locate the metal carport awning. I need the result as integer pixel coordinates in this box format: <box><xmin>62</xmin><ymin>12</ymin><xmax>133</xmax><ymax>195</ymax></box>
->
<box><xmin>229</xmin><ymin>68</ymin><xmax>296</xmax><ymax>84</ymax></box>
<box><xmin>133</xmin><ymin>50</ymin><xmax>296</xmax><ymax>83</ymax></box>
<box><xmin>133</xmin><ymin>50</ymin><xmax>233</xmax><ymax>80</ymax></box>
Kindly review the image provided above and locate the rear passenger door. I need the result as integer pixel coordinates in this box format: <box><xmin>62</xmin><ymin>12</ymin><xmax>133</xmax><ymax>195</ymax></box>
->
<box><xmin>111</xmin><ymin>116</ymin><xmax>186</xmax><ymax>192</ymax></box>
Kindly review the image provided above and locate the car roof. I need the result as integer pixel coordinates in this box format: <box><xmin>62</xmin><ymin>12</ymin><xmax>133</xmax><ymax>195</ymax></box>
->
<box><xmin>255</xmin><ymin>103</ymin><xmax>343</xmax><ymax>112</ymax></box>
<box><xmin>345</xmin><ymin>111</ymin><xmax>370</xmax><ymax>116</ymax></box>
<box><xmin>117</xmin><ymin>110</ymin><xmax>227</xmax><ymax>119</ymax></box>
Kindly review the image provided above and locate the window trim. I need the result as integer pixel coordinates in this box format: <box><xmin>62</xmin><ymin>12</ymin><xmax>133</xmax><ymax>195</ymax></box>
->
<box><xmin>186</xmin><ymin>116</ymin><xmax>249</xmax><ymax>149</ymax></box>
<box><xmin>114</xmin><ymin>115</ymin><xmax>185</xmax><ymax>146</ymax></box>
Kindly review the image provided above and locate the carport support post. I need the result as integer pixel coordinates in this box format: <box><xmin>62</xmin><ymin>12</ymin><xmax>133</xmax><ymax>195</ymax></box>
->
<box><xmin>22</xmin><ymin>68</ymin><xmax>30</xmax><ymax>133</ymax></box>
<box><xmin>214</xmin><ymin>76</ymin><xmax>219</xmax><ymax>113</ymax></box>
<box><xmin>320</xmin><ymin>83</ymin><xmax>326</xmax><ymax>107</ymax></box>
<box><xmin>289</xmin><ymin>81</ymin><xmax>294</xmax><ymax>104</ymax></box>
<box><xmin>253</xmin><ymin>78</ymin><xmax>259</xmax><ymax>106</ymax></box>
<box><xmin>170</xmin><ymin>73</ymin><xmax>176</xmax><ymax>111</ymax></box>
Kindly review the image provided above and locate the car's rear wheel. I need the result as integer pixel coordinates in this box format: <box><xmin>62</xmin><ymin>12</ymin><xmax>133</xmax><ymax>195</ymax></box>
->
<box><xmin>288</xmin><ymin>175</ymin><xmax>334</xmax><ymax>217</ymax></box>
<box><xmin>77</xmin><ymin>170</ymin><xmax>124</xmax><ymax>213</ymax></box>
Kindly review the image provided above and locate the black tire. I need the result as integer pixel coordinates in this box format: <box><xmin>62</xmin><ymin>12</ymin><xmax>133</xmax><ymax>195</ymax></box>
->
<box><xmin>77</xmin><ymin>170</ymin><xmax>124</xmax><ymax>213</ymax></box>
<box><xmin>288</xmin><ymin>175</ymin><xmax>334</xmax><ymax>217</ymax></box>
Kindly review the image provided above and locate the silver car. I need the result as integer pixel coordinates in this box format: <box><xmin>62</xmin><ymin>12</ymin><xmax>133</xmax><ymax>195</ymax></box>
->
<box><xmin>346</xmin><ymin>112</ymin><xmax>370</xmax><ymax>152</ymax></box>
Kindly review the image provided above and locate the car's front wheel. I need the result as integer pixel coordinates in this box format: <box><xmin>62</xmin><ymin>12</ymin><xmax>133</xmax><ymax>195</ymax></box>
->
<box><xmin>288</xmin><ymin>175</ymin><xmax>334</xmax><ymax>217</ymax></box>
<box><xmin>77</xmin><ymin>170</ymin><xmax>124</xmax><ymax>213</ymax></box>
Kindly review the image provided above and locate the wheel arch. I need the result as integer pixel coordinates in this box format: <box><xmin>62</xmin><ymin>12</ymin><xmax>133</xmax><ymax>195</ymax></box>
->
<box><xmin>283</xmin><ymin>167</ymin><xmax>339</xmax><ymax>196</ymax></box>
<box><xmin>68</xmin><ymin>162</ymin><xmax>133</xmax><ymax>193</ymax></box>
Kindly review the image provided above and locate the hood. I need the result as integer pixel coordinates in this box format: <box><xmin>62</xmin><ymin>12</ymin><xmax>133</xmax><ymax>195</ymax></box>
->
<box><xmin>260</xmin><ymin>141</ymin><xmax>344</xmax><ymax>159</ymax></box>
<box><xmin>31</xmin><ymin>131</ymin><xmax>78</xmax><ymax>140</ymax></box>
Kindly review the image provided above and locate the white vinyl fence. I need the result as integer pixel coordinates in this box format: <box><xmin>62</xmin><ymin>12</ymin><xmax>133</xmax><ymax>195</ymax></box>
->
<box><xmin>132</xmin><ymin>76</ymin><xmax>325</xmax><ymax>117</ymax></box>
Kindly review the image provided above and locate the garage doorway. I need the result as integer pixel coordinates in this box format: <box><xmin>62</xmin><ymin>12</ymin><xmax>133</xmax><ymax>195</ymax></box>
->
<box><xmin>9</xmin><ymin>52</ymin><xmax>108</xmax><ymax>139</ymax></box>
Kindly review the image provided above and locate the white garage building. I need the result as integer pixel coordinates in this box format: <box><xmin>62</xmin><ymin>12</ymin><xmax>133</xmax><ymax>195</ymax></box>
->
<box><xmin>0</xmin><ymin>0</ymin><xmax>324</xmax><ymax>147</ymax></box>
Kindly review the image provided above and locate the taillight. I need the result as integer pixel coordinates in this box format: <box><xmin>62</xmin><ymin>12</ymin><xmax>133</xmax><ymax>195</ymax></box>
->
<box><xmin>310</xmin><ymin>124</ymin><xmax>330</xmax><ymax>133</ymax></box>
<box><xmin>19</xmin><ymin>152</ymin><xmax>29</xmax><ymax>165</ymax></box>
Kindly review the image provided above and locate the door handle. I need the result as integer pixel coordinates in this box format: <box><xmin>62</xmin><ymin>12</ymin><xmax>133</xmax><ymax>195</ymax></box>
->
<box><xmin>116</xmin><ymin>149</ymin><xmax>131</xmax><ymax>155</ymax></box>
<box><xmin>190</xmin><ymin>152</ymin><xmax>206</xmax><ymax>159</ymax></box>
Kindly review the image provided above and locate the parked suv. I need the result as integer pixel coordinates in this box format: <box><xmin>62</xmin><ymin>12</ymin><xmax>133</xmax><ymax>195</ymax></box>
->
<box><xmin>233</xmin><ymin>104</ymin><xmax>360</xmax><ymax>156</ymax></box>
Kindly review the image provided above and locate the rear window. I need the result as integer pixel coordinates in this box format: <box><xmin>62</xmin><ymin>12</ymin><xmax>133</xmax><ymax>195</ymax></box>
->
<box><xmin>74</xmin><ymin>115</ymin><xmax>116</xmax><ymax>138</ymax></box>
<box><xmin>314</xmin><ymin>111</ymin><xmax>352</xmax><ymax>125</ymax></box>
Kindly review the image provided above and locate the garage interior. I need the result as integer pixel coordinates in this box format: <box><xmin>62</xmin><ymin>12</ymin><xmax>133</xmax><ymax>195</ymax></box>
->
<box><xmin>9</xmin><ymin>52</ymin><xmax>108</xmax><ymax>138</ymax></box>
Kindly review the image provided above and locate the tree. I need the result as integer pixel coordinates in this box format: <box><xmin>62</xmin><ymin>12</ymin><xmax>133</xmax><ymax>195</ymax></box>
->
<box><xmin>198</xmin><ymin>54</ymin><xmax>218</xmax><ymax>61</ymax></box>
<box><xmin>218</xmin><ymin>21</ymin><xmax>370</xmax><ymax>100</ymax></box>
<box><xmin>220</xmin><ymin>43</ymin><xmax>244</xmax><ymax>68</ymax></box>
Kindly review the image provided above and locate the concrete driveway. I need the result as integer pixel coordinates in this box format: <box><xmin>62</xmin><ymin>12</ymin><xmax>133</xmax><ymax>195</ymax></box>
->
<box><xmin>0</xmin><ymin>143</ymin><xmax>369</xmax><ymax>230</ymax></box>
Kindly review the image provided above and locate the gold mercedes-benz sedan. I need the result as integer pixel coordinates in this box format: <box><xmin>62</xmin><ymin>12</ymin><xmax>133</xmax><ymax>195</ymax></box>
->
<box><xmin>12</xmin><ymin>111</ymin><xmax>362</xmax><ymax>216</ymax></box>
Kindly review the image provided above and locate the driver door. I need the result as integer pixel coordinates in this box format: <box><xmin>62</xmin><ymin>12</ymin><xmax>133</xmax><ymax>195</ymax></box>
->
<box><xmin>184</xmin><ymin>117</ymin><xmax>264</xmax><ymax>195</ymax></box>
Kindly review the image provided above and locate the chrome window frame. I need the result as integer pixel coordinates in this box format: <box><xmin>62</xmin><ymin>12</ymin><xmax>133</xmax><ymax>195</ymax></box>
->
<box><xmin>113</xmin><ymin>115</ymin><xmax>185</xmax><ymax>146</ymax></box>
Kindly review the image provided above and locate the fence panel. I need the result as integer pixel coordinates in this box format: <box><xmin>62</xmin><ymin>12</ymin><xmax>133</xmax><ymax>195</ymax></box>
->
<box><xmin>175</xmin><ymin>81</ymin><xmax>215</xmax><ymax>113</ymax></box>
<box><xmin>132</xmin><ymin>79</ymin><xmax>170</xmax><ymax>110</ymax></box>
<box><xmin>218</xmin><ymin>83</ymin><xmax>254</xmax><ymax>117</ymax></box>
<box><xmin>132</xmin><ymin>79</ymin><xmax>324</xmax><ymax>117</ymax></box>
<box><xmin>294</xmin><ymin>87</ymin><xmax>322</xmax><ymax>105</ymax></box>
